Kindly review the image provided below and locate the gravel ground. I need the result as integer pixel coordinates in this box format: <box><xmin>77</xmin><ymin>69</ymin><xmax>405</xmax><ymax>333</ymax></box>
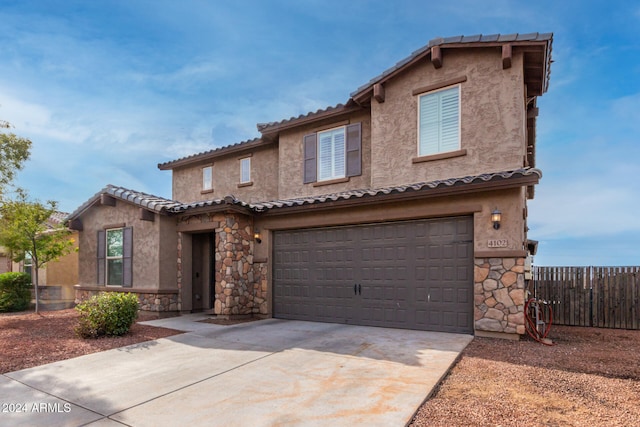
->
<box><xmin>410</xmin><ymin>326</ymin><xmax>640</xmax><ymax>426</ymax></box>
<box><xmin>0</xmin><ymin>309</ymin><xmax>182</xmax><ymax>374</ymax></box>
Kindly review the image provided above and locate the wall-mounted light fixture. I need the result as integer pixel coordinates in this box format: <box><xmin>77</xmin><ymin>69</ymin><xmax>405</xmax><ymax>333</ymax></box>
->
<box><xmin>253</xmin><ymin>230</ymin><xmax>262</xmax><ymax>244</ymax></box>
<box><xmin>491</xmin><ymin>209</ymin><xmax>502</xmax><ymax>230</ymax></box>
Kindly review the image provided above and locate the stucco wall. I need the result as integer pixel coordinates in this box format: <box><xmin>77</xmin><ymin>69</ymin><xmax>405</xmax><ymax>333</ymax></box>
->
<box><xmin>77</xmin><ymin>200</ymin><xmax>177</xmax><ymax>290</ymax></box>
<box><xmin>277</xmin><ymin>110</ymin><xmax>372</xmax><ymax>200</ymax></box>
<box><xmin>171</xmin><ymin>144</ymin><xmax>279</xmax><ymax>204</ymax></box>
<box><xmin>370</xmin><ymin>48</ymin><xmax>527</xmax><ymax>188</ymax></box>
<box><xmin>45</xmin><ymin>231</ymin><xmax>79</xmax><ymax>286</ymax></box>
<box><xmin>256</xmin><ymin>187</ymin><xmax>527</xmax><ymax>255</ymax></box>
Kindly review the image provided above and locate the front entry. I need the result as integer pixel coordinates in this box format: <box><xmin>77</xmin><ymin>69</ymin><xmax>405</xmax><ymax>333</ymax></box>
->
<box><xmin>191</xmin><ymin>232</ymin><xmax>214</xmax><ymax>311</ymax></box>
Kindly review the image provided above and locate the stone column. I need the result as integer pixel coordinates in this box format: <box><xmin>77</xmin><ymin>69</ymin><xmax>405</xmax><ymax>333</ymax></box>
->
<box><xmin>474</xmin><ymin>257</ymin><xmax>526</xmax><ymax>335</ymax></box>
<box><xmin>213</xmin><ymin>214</ymin><xmax>254</xmax><ymax>315</ymax></box>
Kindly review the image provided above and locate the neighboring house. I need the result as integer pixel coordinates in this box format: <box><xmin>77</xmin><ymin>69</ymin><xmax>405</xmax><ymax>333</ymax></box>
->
<box><xmin>0</xmin><ymin>247</ymin><xmax>11</xmax><ymax>274</ymax></box>
<box><xmin>4</xmin><ymin>212</ymin><xmax>79</xmax><ymax>309</ymax></box>
<box><xmin>67</xmin><ymin>33</ymin><xmax>553</xmax><ymax>337</ymax></box>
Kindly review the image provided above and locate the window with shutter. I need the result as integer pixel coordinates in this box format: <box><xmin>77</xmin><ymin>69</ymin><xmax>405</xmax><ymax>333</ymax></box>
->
<box><xmin>317</xmin><ymin>127</ymin><xmax>346</xmax><ymax>181</ymax></box>
<box><xmin>419</xmin><ymin>85</ymin><xmax>460</xmax><ymax>156</ymax></box>
<box><xmin>101</xmin><ymin>226</ymin><xmax>133</xmax><ymax>287</ymax></box>
<box><xmin>303</xmin><ymin>123</ymin><xmax>361</xmax><ymax>184</ymax></box>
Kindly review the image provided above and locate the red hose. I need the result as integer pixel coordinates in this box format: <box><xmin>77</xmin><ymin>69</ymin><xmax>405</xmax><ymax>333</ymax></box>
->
<box><xmin>524</xmin><ymin>298</ymin><xmax>554</xmax><ymax>345</ymax></box>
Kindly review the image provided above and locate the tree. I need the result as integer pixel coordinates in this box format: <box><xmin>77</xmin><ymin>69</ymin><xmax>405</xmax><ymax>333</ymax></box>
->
<box><xmin>0</xmin><ymin>120</ymin><xmax>32</xmax><ymax>197</ymax></box>
<box><xmin>0</xmin><ymin>190</ymin><xmax>75</xmax><ymax>313</ymax></box>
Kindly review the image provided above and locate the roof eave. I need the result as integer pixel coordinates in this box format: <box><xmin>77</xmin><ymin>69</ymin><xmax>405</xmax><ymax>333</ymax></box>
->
<box><xmin>257</xmin><ymin>103</ymin><xmax>364</xmax><ymax>136</ymax></box>
<box><xmin>351</xmin><ymin>36</ymin><xmax>553</xmax><ymax>103</ymax></box>
<box><xmin>158</xmin><ymin>138</ymin><xmax>268</xmax><ymax>170</ymax></box>
<box><xmin>256</xmin><ymin>171</ymin><xmax>541</xmax><ymax>216</ymax></box>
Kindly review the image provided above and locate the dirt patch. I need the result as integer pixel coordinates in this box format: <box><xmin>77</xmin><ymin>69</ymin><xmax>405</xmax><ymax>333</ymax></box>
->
<box><xmin>198</xmin><ymin>317</ymin><xmax>262</xmax><ymax>326</ymax></box>
<box><xmin>0</xmin><ymin>309</ymin><xmax>183</xmax><ymax>374</ymax></box>
<box><xmin>410</xmin><ymin>326</ymin><xmax>640</xmax><ymax>426</ymax></box>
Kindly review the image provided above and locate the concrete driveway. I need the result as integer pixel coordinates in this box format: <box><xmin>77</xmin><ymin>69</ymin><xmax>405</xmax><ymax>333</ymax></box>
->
<box><xmin>1</xmin><ymin>316</ymin><xmax>472</xmax><ymax>426</ymax></box>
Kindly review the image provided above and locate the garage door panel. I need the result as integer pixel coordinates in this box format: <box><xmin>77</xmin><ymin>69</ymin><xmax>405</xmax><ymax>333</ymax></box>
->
<box><xmin>273</xmin><ymin>216</ymin><xmax>473</xmax><ymax>333</ymax></box>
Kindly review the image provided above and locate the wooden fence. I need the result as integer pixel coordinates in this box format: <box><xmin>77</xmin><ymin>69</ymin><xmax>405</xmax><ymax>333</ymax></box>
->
<box><xmin>533</xmin><ymin>266</ymin><xmax>640</xmax><ymax>329</ymax></box>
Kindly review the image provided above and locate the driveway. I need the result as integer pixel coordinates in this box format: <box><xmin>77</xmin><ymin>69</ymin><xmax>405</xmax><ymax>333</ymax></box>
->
<box><xmin>1</xmin><ymin>316</ymin><xmax>472</xmax><ymax>426</ymax></box>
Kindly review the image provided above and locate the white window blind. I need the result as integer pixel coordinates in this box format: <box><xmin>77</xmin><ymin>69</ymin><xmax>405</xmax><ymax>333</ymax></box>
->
<box><xmin>202</xmin><ymin>166</ymin><xmax>213</xmax><ymax>190</ymax></box>
<box><xmin>317</xmin><ymin>127</ymin><xmax>345</xmax><ymax>181</ymax></box>
<box><xmin>419</xmin><ymin>86</ymin><xmax>460</xmax><ymax>156</ymax></box>
<box><xmin>240</xmin><ymin>157</ymin><xmax>251</xmax><ymax>183</ymax></box>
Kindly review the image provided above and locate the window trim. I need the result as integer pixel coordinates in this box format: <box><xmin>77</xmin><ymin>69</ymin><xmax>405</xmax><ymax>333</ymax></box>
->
<box><xmin>417</xmin><ymin>83</ymin><xmax>462</xmax><ymax>157</ymax></box>
<box><xmin>105</xmin><ymin>227</ymin><xmax>124</xmax><ymax>287</ymax></box>
<box><xmin>239</xmin><ymin>157</ymin><xmax>251</xmax><ymax>184</ymax></box>
<box><xmin>317</xmin><ymin>125</ymin><xmax>346</xmax><ymax>182</ymax></box>
<box><xmin>202</xmin><ymin>165</ymin><xmax>213</xmax><ymax>193</ymax></box>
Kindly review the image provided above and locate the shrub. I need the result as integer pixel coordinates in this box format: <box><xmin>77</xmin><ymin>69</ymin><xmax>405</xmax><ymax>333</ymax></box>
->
<box><xmin>75</xmin><ymin>292</ymin><xmax>139</xmax><ymax>338</ymax></box>
<box><xmin>0</xmin><ymin>272</ymin><xmax>32</xmax><ymax>312</ymax></box>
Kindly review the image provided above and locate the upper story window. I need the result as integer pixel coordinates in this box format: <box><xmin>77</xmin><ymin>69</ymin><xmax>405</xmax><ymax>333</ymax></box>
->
<box><xmin>240</xmin><ymin>157</ymin><xmax>251</xmax><ymax>184</ymax></box>
<box><xmin>418</xmin><ymin>85</ymin><xmax>460</xmax><ymax>156</ymax></box>
<box><xmin>202</xmin><ymin>165</ymin><xmax>213</xmax><ymax>192</ymax></box>
<box><xmin>317</xmin><ymin>127</ymin><xmax>346</xmax><ymax>181</ymax></box>
<box><xmin>303</xmin><ymin>123</ymin><xmax>361</xmax><ymax>184</ymax></box>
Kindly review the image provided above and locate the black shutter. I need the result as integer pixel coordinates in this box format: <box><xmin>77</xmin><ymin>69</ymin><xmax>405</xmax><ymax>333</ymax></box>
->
<box><xmin>346</xmin><ymin>123</ymin><xmax>362</xmax><ymax>177</ymax></box>
<box><xmin>303</xmin><ymin>133</ymin><xmax>317</xmax><ymax>184</ymax></box>
<box><xmin>122</xmin><ymin>227</ymin><xmax>133</xmax><ymax>287</ymax></box>
<box><xmin>97</xmin><ymin>230</ymin><xmax>105</xmax><ymax>285</ymax></box>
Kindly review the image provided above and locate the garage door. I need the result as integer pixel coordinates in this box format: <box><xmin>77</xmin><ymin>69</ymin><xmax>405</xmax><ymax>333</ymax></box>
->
<box><xmin>273</xmin><ymin>216</ymin><xmax>474</xmax><ymax>333</ymax></box>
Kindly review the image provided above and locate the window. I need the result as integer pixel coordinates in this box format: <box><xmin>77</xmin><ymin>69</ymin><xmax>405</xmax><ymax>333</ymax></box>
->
<box><xmin>240</xmin><ymin>157</ymin><xmax>251</xmax><ymax>184</ymax></box>
<box><xmin>23</xmin><ymin>253</ymin><xmax>33</xmax><ymax>281</ymax></box>
<box><xmin>202</xmin><ymin>166</ymin><xmax>213</xmax><ymax>191</ymax></box>
<box><xmin>303</xmin><ymin>123</ymin><xmax>361</xmax><ymax>184</ymax></box>
<box><xmin>106</xmin><ymin>228</ymin><xmax>124</xmax><ymax>286</ymax></box>
<box><xmin>418</xmin><ymin>85</ymin><xmax>460</xmax><ymax>156</ymax></box>
<box><xmin>317</xmin><ymin>127</ymin><xmax>346</xmax><ymax>181</ymax></box>
<box><xmin>97</xmin><ymin>227</ymin><xmax>132</xmax><ymax>287</ymax></box>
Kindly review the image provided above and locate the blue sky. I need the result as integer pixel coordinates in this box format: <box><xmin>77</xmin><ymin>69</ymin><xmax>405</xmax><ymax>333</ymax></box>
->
<box><xmin>1</xmin><ymin>1</ymin><xmax>638</xmax><ymax>266</ymax></box>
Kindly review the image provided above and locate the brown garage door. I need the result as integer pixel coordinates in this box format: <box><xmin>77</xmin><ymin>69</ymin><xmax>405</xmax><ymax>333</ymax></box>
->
<box><xmin>273</xmin><ymin>216</ymin><xmax>474</xmax><ymax>333</ymax></box>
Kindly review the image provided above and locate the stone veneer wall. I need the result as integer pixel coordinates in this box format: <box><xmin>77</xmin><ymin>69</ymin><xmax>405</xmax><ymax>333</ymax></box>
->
<box><xmin>252</xmin><ymin>262</ymin><xmax>268</xmax><ymax>315</ymax></box>
<box><xmin>474</xmin><ymin>257</ymin><xmax>526</xmax><ymax>335</ymax></box>
<box><xmin>214</xmin><ymin>214</ymin><xmax>254</xmax><ymax>315</ymax></box>
<box><xmin>75</xmin><ymin>289</ymin><xmax>179</xmax><ymax>313</ymax></box>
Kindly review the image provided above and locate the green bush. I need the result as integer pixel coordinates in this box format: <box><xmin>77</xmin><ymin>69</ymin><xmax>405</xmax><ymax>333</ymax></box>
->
<box><xmin>75</xmin><ymin>292</ymin><xmax>139</xmax><ymax>338</ymax></box>
<box><xmin>0</xmin><ymin>272</ymin><xmax>32</xmax><ymax>312</ymax></box>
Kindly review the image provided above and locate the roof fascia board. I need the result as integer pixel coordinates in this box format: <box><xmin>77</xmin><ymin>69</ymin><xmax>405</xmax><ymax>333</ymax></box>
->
<box><xmin>172</xmin><ymin>203</ymin><xmax>252</xmax><ymax>217</ymax></box>
<box><xmin>352</xmin><ymin>39</ymin><xmax>550</xmax><ymax>103</ymax></box>
<box><xmin>258</xmin><ymin>104</ymin><xmax>364</xmax><ymax>136</ymax></box>
<box><xmin>158</xmin><ymin>139</ymin><xmax>269</xmax><ymax>170</ymax></box>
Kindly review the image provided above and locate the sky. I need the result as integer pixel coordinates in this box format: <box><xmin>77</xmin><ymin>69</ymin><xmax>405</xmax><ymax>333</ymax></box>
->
<box><xmin>0</xmin><ymin>0</ymin><xmax>638</xmax><ymax>266</ymax></box>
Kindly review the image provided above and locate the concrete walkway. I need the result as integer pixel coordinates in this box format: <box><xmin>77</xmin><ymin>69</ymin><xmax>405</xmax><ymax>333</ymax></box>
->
<box><xmin>1</xmin><ymin>316</ymin><xmax>472</xmax><ymax>426</ymax></box>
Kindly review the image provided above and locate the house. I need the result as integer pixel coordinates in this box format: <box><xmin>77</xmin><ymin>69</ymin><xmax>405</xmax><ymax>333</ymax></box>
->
<box><xmin>67</xmin><ymin>33</ymin><xmax>553</xmax><ymax>338</ymax></box>
<box><xmin>6</xmin><ymin>212</ymin><xmax>79</xmax><ymax>309</ymax></box>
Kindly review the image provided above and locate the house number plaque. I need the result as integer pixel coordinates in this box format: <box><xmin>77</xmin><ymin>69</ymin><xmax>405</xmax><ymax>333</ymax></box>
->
<box><xmin>487</xmin><ymin>239</ymin><xmax>508</xmax><ymax>248</ymax></box>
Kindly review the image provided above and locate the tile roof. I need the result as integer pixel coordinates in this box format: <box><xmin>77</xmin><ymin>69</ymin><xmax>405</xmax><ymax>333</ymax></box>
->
<box><xmin>157</xmin><ymin>138</ymin><xmax>264</xmax><ymax>170</ymax></box>
<box><xmin>170</xmin><ymin>195</ymin><xmax>252</xmax><ymax>213</ymax></box>
<box><xmin>251</xmin><ymin>168</ymin><xmax>541</xmax><ymax>212</ymax></box>
<box><xmin>159</xmin><ymin>33</ymin><xmax>552</xmax><ymax>165</ymax></box>
<box><xmin>47</xmin><ymin>211</ymin><xmax>70</xmax><ymax>227</ymax></box>
<box><xmin>256</xmin><ymin>33</ymin><xmax>552</xmax><ymax>135</ymax></box>
<box><xmin>67</xmin><ymin>185</ymin><xmax>182</xmax><ymax>221</ymax></box>
<box><xmin>68</xmin><ymin>168</ymin><xmax>541</xmax><ymax>220</ymax></box>
<box><xmin>256</xmin><ymin>101</ymin><xmax>361</xmax><ymax>134</ymax></box>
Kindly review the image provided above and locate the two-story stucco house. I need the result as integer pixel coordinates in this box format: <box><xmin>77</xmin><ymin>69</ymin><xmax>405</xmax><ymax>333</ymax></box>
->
<box><xmin>67</xmin><ymin>33</ymin><xmax>553</xmax><ymax>338</ymax></box>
